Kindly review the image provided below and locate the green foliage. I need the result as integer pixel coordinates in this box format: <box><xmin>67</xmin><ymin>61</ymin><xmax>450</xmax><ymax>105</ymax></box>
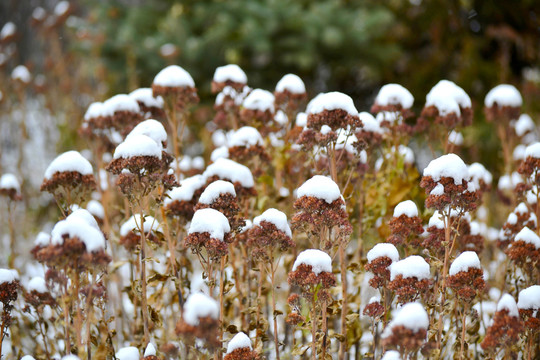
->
<box><xmin>81</xmin><ymin>0</ymin><xmax>397</xmax><ymax>98</ymax></box>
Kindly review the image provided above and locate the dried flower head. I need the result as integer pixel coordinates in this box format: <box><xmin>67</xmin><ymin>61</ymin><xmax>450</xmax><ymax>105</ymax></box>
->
<box><xmin>184</xmin><ymin>208</ymin><xmax>231</xmax><ymax>260</ymax></box>
<box><xmin>387</xmin><ymin>256</ymin><xmax>431</xmax><ymax>304</ymax></box>
<box><xmin>365</xmin><ymin>243</ymin><xmax>399</xmax><ymax>289</ymax></box>
<box><xmin>382</xmin><ymin>302</ymin><xmax>428</xmax><ymax>355</ymax></box>
<box><xmin>484</xmin><ymin>84</ymin><xmax>522</xmax><ymax>124</ymax></box>
<box><xmin>248</xmin><ymin>208</ymin><xmax>294</xmax><ymax>260</ymax></box>
<box><xmin>119</xmin><ymin>214</ymin><xmax>162</xmax><ymax>251</ymax></box>
<box><xmin>0</xmin><ymin>173</ymin><xmax>22</xmax><ymax>201</ymax></box>
<box><xmin>194</xmin><ymin>180</ymin><xmax>245</xmax><ymax>232</ymax></box>
<box><xmin>481</xmin><ymin>294</ymin><xmax>523</xmax><ymax>353</ymax></box>
<box><xmin>224</xmin><ymin>332</ymin><xmax>259</xmax><ymax>360</ymax></box>
<box><xmin>447</xmin><ymin>251</ymin><xmax>485</xmax><ymax>303</ymax></box>
<box><xmin>274</xmin><ymin>74</ymin><xmax>307</xmax><ymax>117</ymax></box>
<box><xmin>175</xmin><ymin>292</ymin><xmax>220</xmax><ymax>349</ymax></box>
<box><xmin>152</xmin><ymin>65</ymin><xmax>199</xmax><ymax>111</ymax></box>
<box><xmin>164</xmin><ymin>175</ymin><xmax>207</xmax><ymax>222</ymax></box>
<box><xmin>517</xmin><ymin>285</ymin><xmax>540</xmax><ymax>331</ymax></box>
<box><xmin>387</xmin><ymin>200</ymin><xmax>424</xmax><ymax>247</ymax></box>
<box><xmin>41</xmin><ymin>151</ymin><xmax>96</xmax><ymax>207</ymax></box>
<box><xmin>288</xmin><ymin>249</ymin><xmax>336</xmax><ymax>302</ymax></box>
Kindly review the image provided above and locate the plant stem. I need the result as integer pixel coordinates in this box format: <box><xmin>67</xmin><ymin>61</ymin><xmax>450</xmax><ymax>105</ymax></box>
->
<box><xmin>7</xmin><ymin>202</ymin><xmax>16</xmax><ymax>268</ymax></box>
<box><xmin>217</xmin><ymin>256</ymin><xmax>226</xmax><ymax>360</ymax></box>
<box><xmin>321</xmin><ymin>299</ymin><xmax>328</xmax><ymax>360</ymax></box>
<box><xmin>270</xmin><ymin>261</ymin><xmax>281</xmax><ymax>360</ymax></box>
<box><xmin>138</xmin><ymin>212</ymin><xmax>150</xmax><ymax>344</ymax></box>
<box><xmin>311</xmin><ymin>295</ymin><xmax>317</xmax><ymax>360</ymax></box>
<box><xmin>460</xmin><ymin>306</ymin><xmax>467</xmax><ymax>359</ymax></box>
<box><xmin>338</xmin><ymin>244</ymin><xmax>348</xmax><ymax>360</ymax></box>
<box><xmin>437</xmin><ymin>214</ymin><xmax>453</xmax><ymax>348</ymax></box>
<box><xmin>161</xmin><ymin>206</ymin><xmax>184</xmax><ymax>311</ymax></box>
<box><xmin>254</xmin><ymin>262</ymin><xmax>264</xmax><ymax>349</ymax></box>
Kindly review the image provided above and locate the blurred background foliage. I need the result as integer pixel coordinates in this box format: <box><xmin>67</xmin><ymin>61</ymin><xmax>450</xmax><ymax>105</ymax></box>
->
<box><xmin>1</xmin><ymin>0</ymin><xmax>540</xmax><ymax>171</ymax></box>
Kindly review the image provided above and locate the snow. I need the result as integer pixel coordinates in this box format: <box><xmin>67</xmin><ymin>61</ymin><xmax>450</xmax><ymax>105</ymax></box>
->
<box><xmin>449</xmin><ymin>251</ymin><xmax>481</xmax><ymax>276</ymax></box>
<box><xmin>253</xmin><ymin>208</ymin><xmax>292</xmax><ymax>237</ymax></box>
<box><xmin>115</xmin><ymin>346</ymin><xmax>139</xmax><ymax>360</ymax></box>
<box><xmin>430</xmin><ymin>183</ymin><xmax>444</xmax><ymax>196</ymax></box>
<box><xmin>215</xmin><ymin>86</ymin><xmax>250</xmax><ymax>106</ymax></box>
<box><xmin>274</xmin><ymin>110</ymin><xmax>288</xmax><ymax>126</ymax></box>
<box><xmin>21</xmin><ymin>356</ymin><xmax>36</xmax><ymax>360</ymax></box>
<box><xmin>211</xmin><ymin>146</ymin><xmax>229</xmax><ymax>162</ymax></box>
<box><xmin>242</xmin><ymin>89</ymin><xmax>275</xmax><ymax>112</ymax></box>
<box><xmin>448</xmin><ymin>130</ymin><xmax>463</xmax><ymax>146</ymax></box>
<box><xmin>203</xmin><ymin>158</ymin><xmax>254</xmax><ymax>188</ymax></box>
<box><xmin>292</xmin><ymin>249</ymin><xmax>332</xmax><ymax>274</ymax></box>
<box><xmin>84</xmin><ymin>102</ymin><xmax>105</xmax><ymax>120</ymax></box>
<box><xmin>485</xmin><ymin>84</ymin><xmax>522</xmax><ymax>107</ymax></box>
<box><xmin>160</xmin><ymin>43</ymin><xmax>177</xmax><ymax>57</ymax></box>
<box><xmin>188</xmin><ymin>208</ymin><xmax>231</xmax><ymax>241</ymax></box>
<box><xmin>86</xmin><ymin>200</ymin><xmax>104</xmax><ymax>219</ymax></box>
<box><xmin>359</xmin><ymin>112</ymin><xmax>383</xmax><ymax>133</ymax></box>
<box><xmin>164</xmin><ymin>175</ymin><xmax>206</xmax><ymax>204</ymax></box>
<box><xmin>296</xmin><ymin>175</ymin><xmax>341</xmax><ymax>203</ymax></box>
<box><xmin>153</xmin><ymin>65</ymin><xmax>195</xmax><ymax>88</ymax></box>
<box><xmin>144</xmin><ymin>343</ymin><xmax>157</xmax><ymax>357</ymax></box>
<box><xmin>390</xmin><ymin>255</ymin><xmax>430</xmax><ymax>281</ymax></box>
<box><xmin>393</xmin><ymin>200</ymin><xmax>418</xmax><ymax>218</ymax></box>
<box><xmin>366</xmin><ymin>243</ymin><xmax>399</xmax><ymax>263</ymax></box>
<box><xmin>0</xmin><ymin>269</ymin><xmax>17</xmax><ymax>284</ymax></box>
<box><xmin>213</xmin><ymin>64</ymin><xmax>247</xmax><ymax>84</ymax></box>
<box><xmin>423</xmin><ymin>153</ymin><xmax>468</xmax><ymax>185</ymax></box>
<box><xmin>67</xmin><ymin>209</ymin><xmax>100</xmax><ymax>230</ymax></box>
<box><xmin>126</xmin><ymin>120</ymin><xmax>167</xmax><ymax>149</ymax></box>
<box><xmin>226</xmin><ymin>332</ymin><xmax>252</xmax><ymax>353</ymax></box>
<box><xmin>32</xmin><ymin>7</ymin><xmax>47</xmax><ymax>21</ymax></box>
<box><xmin>513</xmin><ymin>226</ymin><xmax>540</xmax><ymax>249</ymax></box>
<box><xmin>1</xmin><ymin>22</ymin><xmax>16</xmax><ymax>39</ymax></box>
<box><xmin>120</xmin><ymin>214</ymin><xmax>161</xmax><ymax>237</ymax></box>
<box><xmin>514</xmin><ymin>202</ymin><xmax>530</xmax><ymax>215</ymax></box>
<box><xmin>498</xmin><ymin>172</ymin><xmax>523</xmax><ymax>191</ymax></box>
<box><xmin>426</xmin><ymin>95</ymin><xmax>460</xmax><ymax>116</ymax></box>
<box><xmin>198</xmin><ymin>180</ymin><xmax>236</xmax><ymax>204</ymax></box>
<box><xmin>426</xmin><ymin>80</ymin><xmax>471</xmax><ymax>109</ymax></box>
<box><xmin>35</xmin><ymin>232</ymin><xmax>50</xmax><ymax>247</ymax></box>
<box><xmin>129</xmin><ymin>88</ymin><xmax>164</xmax><ymax>108</ymax></box>
<box><xmin>295</xmin><ymin>112</ymin><xmax>308</xmax><ymax>128</ymax></box>
<box><xmin>376</xmin><ymin>111</ymin><xmax>400</xmax><ymax>124</ymax></box>
<box><xmin>103</xmin><ymin>94</ymin><xmax>140</xmax><ymax>115</ymax></box>
<box><xmin>54</xmin><ymin>1</ymin><xmax>70</xmax><ymax>16</ymax></box>
<box><xmin>468</xmin><ymin>163</ymin><xmax>493</xmax><ymax>186</ymax></box>
<box><xmin>514</xmin><ymin>114</ymin><xmax>535</xmax><ymax>137</ymax></box>
<box><xmin>383</xmin><ymin>302</ymin><xmax>429</xmax><ymax>336</ymax></box>
<box><xmin>517</xmin><ymin>285</ymin><xmax>540</xmax><ymax>310</ymax></box>
<box><xmin>524</xmin><ymin>142</ymin><xmax>540</xmax><ymax>159</ymax></box>
<box><xmin>27</xmin><ymin>276</ymin><xmax>47</xmax><ymax>293</ymax></box>
<box><xmin>0</xmin><ymin>173</ymin><xmax>20</xmax><ymax>191</ymax></box>
<box><xmin>381</xmin><ymin>350</ymin><xmax>402</xmax><ymax>360</ymax></box>
<box><xmin>44</xmin><ymin>150</ymin><xmax>93</xmax><ymax>180</ymax></box>
<box><xmin>229</xmin><ymin>126</ymin><xmax>263</xmax><ymax>147</ymax></box>
<box><xmin>113</xmin><ymin>134</ymin><xmax>162</xmax><ymax>160</ymax></box>
<box><xmin>183</xmin><ymin>292</ymin><xmax>219</xmax><ymax>326</ymax></box>
<box><xmin>306</xmin><ymin>91</ymin><xmax>358</xmax><ymax>116</ymax></box>
<box><xmin>512</xmin><ymin>146</ymin><xmax>526</xmax><ymax>163</ymax></box>
<box><xmin>275</xmin><ymin>74</ymin><xmax>306</xmax><ymax>94</ymax></box>
<box><xmin>51</xmin><ymin>216</ymin><xmax>106</xmax><ymax>252</ymax></box>
<box><xmin>496</xmin><ymin>294</ymin><xmax>519</xmax><ymax>317</ymax></box>
<box><xmin>11</xmin><ymin>65</ymin><xmax>31</xmax><ymax>83</ymax></box>
<box><xmin>62</xmin><ymin>356</ymin><xmax>81</xmax><ymax>360</ymax></box>
<box><xmin>374</xmin><ymin>84</ymin><xmax>414</xmax><ymax>109</ymax></box>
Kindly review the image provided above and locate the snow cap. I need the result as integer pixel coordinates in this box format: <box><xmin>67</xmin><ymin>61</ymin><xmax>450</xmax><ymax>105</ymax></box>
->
<box><xmin>253</xmin><ymin>208</ymin><xmax>292</xmax><ymax>237</ymax></box>
<box><xmin>203</xmin><ymin>158</ymin><xmax>254</xmax><ymax>188</ymax></box>
<box><xmin>226</xmin><ymin>332</ymin><xmax>252</xmax><ymax>354</ymax></box>
<box><xmin>44</xmin><ymin>151</ymin><xmax>93</xmax><ymax>180</ymax></box>
<box><xmin>292</xmin><ymin>249</ymin><xmax>332</xmax><ymax>274</ymax></box>
<box><xmin>275</xmin><ymin>74</ymin><xmax>306</xmax><ymax>94</ymax></box>
<box><xmin>517</xmin><ymin>285</ymin><xmax>540</xmax><ymax>310</ymax></box>
<box><xmin>390</xmin><ymin>256</ymin><xmax>430</xmax><ymax>281</ymax></box>
<box><xmin>423</xmin><ymin>153</ymin><xmax>468</xmax><ymax>185</ymax></box>
<box><xmin>188</xmin><ymin>208</ymin><xmax>231</xmax><ymax>241</ymax></box>
<box><xmin>485</xmin><ymin>84</ymin><xmax>522</xmax><ymax>107</ymax></box>
<box><xmin>375</xmin><ymin>84</ymin><xmax>414</xmax><ymax>109</ymax></box>
<box><xmin>307</xmin><ymin>91</ymin><xmax>358</xmax><ymax>116</ymax></box>
<box><xmin>198</xmin><ymin>180</ymin><xmax>236</xmax><ymax>204</ymax></box>
<box><xmin>393</xmin><ymin>200</ymin><xmax>418</xmax><ymax>218</ymax></box>
<box><xmin>296</xmin><ymin>175</ymin><xmax>341</xmax><ymax>204</ymax></box>
<box><xmin>153</xmin><ymin>65</ymin><xmax>195</xmax><ymax>88</ymax></box>
<box><xmin>213</xmin><ymin>64</ymin><xmax>247</xmax><ymax>84</ymax></box>
<box><xmin>242</xmin><ymin>89</ymin><xmax>274</xmax><ymax>112</ymax></box>
<box><xmin>449</xmin><ymin>251</ymin><xmax>481</xmax><ymax>276</ymax></box>
<box><xmin>496</xmin><ymin>293</ymin><xmax>519</xmax><ymax>317</ymax></box>
<box><xmin>183</xmin><ymin>292</ymin><xmax>219</xmax><ymax>326</ymax></box>
<box><xmin>113</xmin><ymin>134</ymin><xmax>162</xmax><ymax>160</ymax></box>
<box><xmin>367</xmin><ymin>243</ymin><xmax>400</xmax><ymax>263</ymax></box>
